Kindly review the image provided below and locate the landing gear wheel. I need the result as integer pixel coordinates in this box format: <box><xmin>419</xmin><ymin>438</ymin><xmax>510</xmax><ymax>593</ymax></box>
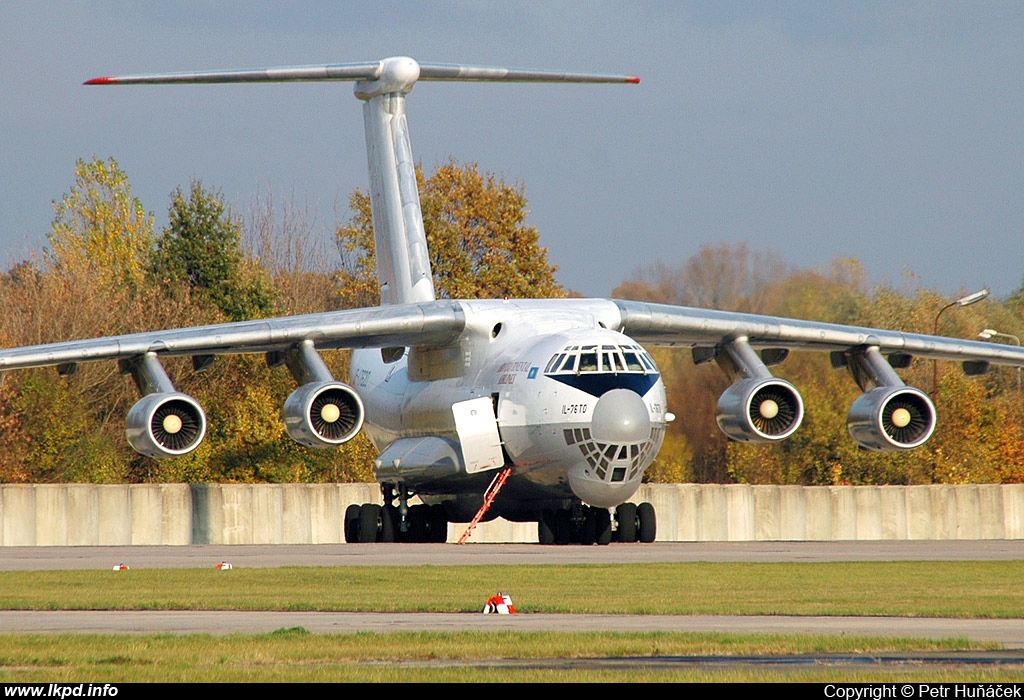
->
<box><xmin>579</xmin><ymin>506</ymin><xmax>597</xmax><ymax>546</ymax></box>
<box><xmin>554</xmin><ymin>508</ymin><xmax>572</xmax><ymax>545</ymax></box>
<box><xmin>616</xmin><ymin>502</ymin><xmax>637</xmax><ymax>543</ymax></box>
<box><xmin>344</xmin><ymin>504</ymin><xmax>361</xmax><ymax>543</ymax></box>
<box><xmin>595</xmin><ymin>507</ymin><xmax>612</xmax><ymax>545</ymax></box>
<box><xmin>637</xmin><ymin>501</ymin><xmax>656</xmax><ymax>543</ymax></box>
<box><xmin>379</xmin><ymin>505</ymin><xmax>397</xmax><ymax>543</ymax></box>
<box><xmin>357</xmin><ymin>503</ymin><xmax>382</xmax><ymax>543</ymax></box>
<box><xmin>428</xmin><ymin>504</ymin><xmax>448</xmax><ymax>543</ymax></box>
<box><xmin>405</xmin><ymin>504</ymin><xmax>429</xmax><ymax>543</ymax></box>
<box><xmin>538</xmin><ymin>510</ymin><xmax>556</xmax><ymax>545</ymax></box>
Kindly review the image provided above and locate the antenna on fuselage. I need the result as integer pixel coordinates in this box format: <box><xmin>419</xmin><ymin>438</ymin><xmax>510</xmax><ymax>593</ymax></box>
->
<box><xmin>86</xmin><ymin>57</ymin><xmax>639</xmax><ymax>305</ymax></box>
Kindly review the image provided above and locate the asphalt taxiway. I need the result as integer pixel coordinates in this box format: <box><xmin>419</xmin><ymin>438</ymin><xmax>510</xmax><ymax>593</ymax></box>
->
<box><xmin>3</xmin><ymin>540</ymin><xmax>1024</xmax><ymax>570</ymax></box>
<box><xmin>2</xmin><ymin>541</ymin><xmax>1023</xmax><ymax>646</ymax></box>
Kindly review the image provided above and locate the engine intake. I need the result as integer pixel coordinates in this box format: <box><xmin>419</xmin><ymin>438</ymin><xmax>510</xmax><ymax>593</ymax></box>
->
<box><xmin>716</xmin><ymin>377</ymin><xmax>804</xmax><ymax>442</ymax></box>
<box><xmin>126</xmin><ymin>393</ymin><xmax>207</xmax><ymax>458</ymax></box>
<box><xmin>283</xmin><ymin>381</ymin><xmax>364</xmax><ymax>448</ymax></box>
<box><xmin>847</xmin><ymin>386</ymin><xmax>935</xmax><ymax>451</ymax></box>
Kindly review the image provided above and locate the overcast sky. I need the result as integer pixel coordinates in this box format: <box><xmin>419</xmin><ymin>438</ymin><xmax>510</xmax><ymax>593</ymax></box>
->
<box><xmin>2</xmin><ymin>2</ymin><xmax>1022</xmax><ymax>301</ymax></box>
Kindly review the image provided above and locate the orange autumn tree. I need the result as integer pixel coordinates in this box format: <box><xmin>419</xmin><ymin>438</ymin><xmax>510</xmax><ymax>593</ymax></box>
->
<box><xmin>335</xmin><ymin>160</ymin><xmax>566</xmax><ymax>306</ymax></box>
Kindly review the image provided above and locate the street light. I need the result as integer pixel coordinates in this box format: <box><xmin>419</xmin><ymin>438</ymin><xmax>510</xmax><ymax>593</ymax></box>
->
<box><xmin>979</xmin><ymin>328</ymin><xmax>1021</xmax><ymax>392</ymax></box>
<box><xmin>931</xmin><ymin>288</ymin><xmax>990</xmax><ymax>396</ymax></box>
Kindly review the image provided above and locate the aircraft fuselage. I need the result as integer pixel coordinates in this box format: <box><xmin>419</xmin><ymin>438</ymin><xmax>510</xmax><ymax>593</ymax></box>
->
<box><xmin>350</xmin><ymin>298</ymin><xmax>668</xmax><ymax>521</ymax></box>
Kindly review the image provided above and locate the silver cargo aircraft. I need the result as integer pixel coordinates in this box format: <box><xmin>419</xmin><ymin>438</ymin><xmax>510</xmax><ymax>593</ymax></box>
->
<box><xmin>3</xmin><ymin>56</ymin><xmax>1023</xmax><ymax>545</ymax></box>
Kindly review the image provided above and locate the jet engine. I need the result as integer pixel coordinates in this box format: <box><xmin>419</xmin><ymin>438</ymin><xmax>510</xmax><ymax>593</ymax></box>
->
<box><xmin>283</xmin><ymin>381</ymin><xmax>365</xmax><ymax>448</ymax></box>
<box><xmin>126</xmin><ymin>392</ymin><xmax>207</xmax><ymax>458</ymax></box>
<box><xmin>702</xmin><ymin>338</ymin><xmax>804</xmax><ymax>443</ymax></box>
<box><xmin>833</xmin><ymin>345</ymin><xmax>937</xmax><ymax>451</ymax></box>
<box><xmin>847</xmin><ymin>386</ymin><xmax>935</xmax><ymax>451</ymax></box>
<box><xmin>716</xmin><ymin>377</ymin><xmax>804</xmax><ymax>442</ymax></box>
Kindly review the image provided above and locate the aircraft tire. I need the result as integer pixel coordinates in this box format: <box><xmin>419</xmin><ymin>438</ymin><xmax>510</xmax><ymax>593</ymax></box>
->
<box><xmin>380</xmin><ymin>505</ymin><xmax>397</xmax><ymax>543</ymax></box>
<box><xmin>579</xmin><ymin>506</ymin><xmax>597</xmax><ymax>545</ymax></box>
<box><xmin>595</xmin><ymin>507</ymin><xmax>612</xmax><ymax>545</ymax></box>
<box><xmin>616</xmin><ymin>502</ymin><xmax>637</xmax><ymax>543</ymax></box>
<box><xmin>405</xmin><ymin>504</ymin><xmax>429</xmax><ymax>543</ymax></box>
<box><xmin>358</xmin><ymin>503</ymin><xmax>382</xmax><ymax>543</ymax></box>
<box><xmin>554</xmin><ymin>508</ymin><xmax>572</xmax><ymax>545</ymax></box>
<box><xmin>537</xmin><ymin>510</ymin><xmax>556</xmax><ymax>545</ymax></box>
<box><xmin>428</xmin><ymin>504</ymin><xmax>448</xmax><ymax>543</ymax></box>
<box><xmin>637</xmin><ymin>502</ymin><xmax>656</xmax><ymax>543</ymax></box>
<box><xmin>344</xmin><ymin>504</ymin><xmax>361</xmax><ymax>544</ymax></box>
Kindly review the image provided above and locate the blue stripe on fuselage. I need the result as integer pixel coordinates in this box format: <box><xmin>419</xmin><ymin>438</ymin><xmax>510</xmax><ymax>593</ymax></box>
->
<box><xmin>546</xmin><ymin>372</ymin><xmax>659</xmax><ymax>397</ymax></box>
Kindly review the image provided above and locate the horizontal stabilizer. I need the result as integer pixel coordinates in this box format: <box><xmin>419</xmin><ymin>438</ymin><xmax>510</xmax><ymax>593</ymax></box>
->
<box><xmin>417</xmin><ymin>63</ymin><xmax>639</xmax><ymax>84</ymax></box>
<box><xmin>85</xmin><ymin>57</ymin><xmax>638</xmax><ymax>87</ymax></box>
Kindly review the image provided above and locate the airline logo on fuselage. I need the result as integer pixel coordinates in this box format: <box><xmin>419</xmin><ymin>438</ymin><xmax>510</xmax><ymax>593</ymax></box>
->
<box><xmin>495</xmin><ymin>361</ymin><xmax>537</xmax><ymax>386</ymax></box>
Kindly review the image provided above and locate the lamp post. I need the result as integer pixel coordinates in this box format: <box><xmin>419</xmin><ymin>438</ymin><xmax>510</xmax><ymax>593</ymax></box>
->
<box><xmin>979</xmin><ymin>328</ymin><xmax>1021</xmax><ymax>392</ymax></box>
<box><xmin>931</xmin><ymin>288</ymin><xmax>990</xmax><ymax>397</ymax></box>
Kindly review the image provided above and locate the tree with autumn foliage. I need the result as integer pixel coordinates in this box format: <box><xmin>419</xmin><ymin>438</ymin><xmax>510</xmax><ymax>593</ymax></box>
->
<box><xmin>151</xmin><ymin>181</ymin><xmax>277</xmax><ymax>322</ymax></box>
<box><xmin>0</xmin><ymin>157</ymin><xmax>158</xmax><ymax>482</ymax></box>
<box><xmin>47</xmin><ymin>157</ymin><xmax>154</xmax><ymax>293</ymax></box>
<box><xmin>335</xmin><ymin>160</ymin><xmax>566</xmax><ymax>306</ymax></box>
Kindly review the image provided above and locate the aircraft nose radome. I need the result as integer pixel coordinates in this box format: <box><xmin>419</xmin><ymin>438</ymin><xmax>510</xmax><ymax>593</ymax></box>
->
<box><xmin>590</xmin><ymin>388</ymin><xmax>651</xmax><ymax>444</ymax></box>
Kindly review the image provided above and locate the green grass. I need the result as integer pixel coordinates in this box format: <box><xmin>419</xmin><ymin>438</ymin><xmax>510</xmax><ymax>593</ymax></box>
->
<box><xmin>4</xmin><ymin>561</ymin><xmax>1024</xmax><ymax>682</ymax></box>
<box><xmin>2</xmin><ymin>561</ymin><xmax>1024</xmax><ymax>617</ymax></box>
<box><xmin>0</xmin><ymin>630</ymin><xmax>1013</xmax><ymax>683</ymax></box>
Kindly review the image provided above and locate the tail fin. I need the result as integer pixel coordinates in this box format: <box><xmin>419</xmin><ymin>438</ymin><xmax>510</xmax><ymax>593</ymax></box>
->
<box><xmin>86</xmin><ymin>56</ymin><xmax>639</xmax><ymax>305</ymax></box>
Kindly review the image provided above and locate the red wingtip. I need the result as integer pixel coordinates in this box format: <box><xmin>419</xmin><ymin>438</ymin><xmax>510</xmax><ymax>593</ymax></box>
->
<box><xmin>84</xmin><ymin>77</ymin><xmax>116</xmax><ymax>85</ymax></box>
<box><xmin>627</xmin><ymin>76</ymin><xmax>640</xmax><ymax>84</ymax></box>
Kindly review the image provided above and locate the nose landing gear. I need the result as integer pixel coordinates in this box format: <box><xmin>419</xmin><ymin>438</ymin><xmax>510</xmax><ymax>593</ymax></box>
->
<box><xmin>536</xmin><ymin>501</ymin><xmax>655</xmax><ymax>545</ymax></box>
<box><xmin>613</xmin><ymin>501</ymin><xmax>656</xmax><ymax>543</ymax></box>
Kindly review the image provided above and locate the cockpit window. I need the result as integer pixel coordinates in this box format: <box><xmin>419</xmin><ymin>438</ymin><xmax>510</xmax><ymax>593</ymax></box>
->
<box><xmin>603</xmin><ymin>347</ymin><xmax>624</xmax><ymax>372</ymax></box>
<box><xmin>544</xmin><ymin>354</ymin><xmax>562</xmax><ymax>373</ymax></box>
<box><xmin>622</xmin><ymin>351</ymin><xmax>643</xmax><ymax>371</ymax></box>
<box><xmin>545</xmin><ymin>343</ymin><xmax>656</xmax><ymax>376</ymax></box>
<box><xmin>578</xmin><ymin>351</ymin><xmax>599</xmax><ymax>372</ymax></box>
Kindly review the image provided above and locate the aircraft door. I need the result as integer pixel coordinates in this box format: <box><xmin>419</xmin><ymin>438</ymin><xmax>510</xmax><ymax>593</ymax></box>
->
<box><xmin>451</xmin><ymin>396</ymin><xmax>505</xmax><ymax>473</ymax></box>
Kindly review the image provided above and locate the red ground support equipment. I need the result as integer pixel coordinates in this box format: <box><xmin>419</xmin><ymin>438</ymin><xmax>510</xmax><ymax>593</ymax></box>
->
<box><xmin>482</xmin><ymin>592</ymin><xmax>516</xmax><ymax>614</ymax></box>
<box><xmin>457</xmin><ymin>466</ymin><xmax>513</xmax><ymax>544</ymax></box>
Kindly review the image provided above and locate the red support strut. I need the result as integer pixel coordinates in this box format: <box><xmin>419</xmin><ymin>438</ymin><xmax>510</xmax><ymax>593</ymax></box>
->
<box><xmin>457</xmin><ymin>466</ymin><xmax>513</xmax><ymax>544</ymax></box>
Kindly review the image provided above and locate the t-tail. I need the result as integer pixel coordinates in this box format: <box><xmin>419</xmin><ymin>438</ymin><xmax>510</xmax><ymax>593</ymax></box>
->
<box><xmin>87</xmin><ymin>57</ymin><xmax>639</xmax><ymax>305</ymax></box>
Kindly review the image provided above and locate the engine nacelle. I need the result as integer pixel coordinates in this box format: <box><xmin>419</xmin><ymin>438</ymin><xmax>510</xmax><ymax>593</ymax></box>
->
<box><xmin>283</xmin><ymin>381</ymin><xmax>364</xmax><ymax>448</ymax></box>
<box><xmin>847</xmin><ymin>386</ymin><xmax>935</xmax><ymax>451</ymax></box>
<box><xmin>716</xmin><ymin>377</ymin><xmax>804</xmax><ymax>442</ymax></box>
<box><xmin>126</xmin><ymin>393</ymin><xmax>207</xmax><ymax>458</ymax></box>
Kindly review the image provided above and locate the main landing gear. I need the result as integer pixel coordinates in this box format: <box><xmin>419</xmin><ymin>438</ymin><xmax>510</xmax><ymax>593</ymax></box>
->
<box><xmin>345</xmin><ymin>484</ymin><xmax>448</xmax><ymax>543</ymax></box>
<box><xmin>536</xmin><ymin>501</ymin><xmax>656</xmax><ymax>545</ymax></box>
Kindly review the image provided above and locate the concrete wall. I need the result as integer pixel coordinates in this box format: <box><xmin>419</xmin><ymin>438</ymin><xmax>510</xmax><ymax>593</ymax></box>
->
<box><xmin>2</xmin><ymin>483</ymin><xmax>1023</xmax><ymax>545</ymax></box>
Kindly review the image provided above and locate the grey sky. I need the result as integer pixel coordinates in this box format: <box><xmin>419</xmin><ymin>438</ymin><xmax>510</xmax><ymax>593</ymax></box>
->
<box><xmin>2</xmin><ymin>2</ymin><xmax>1022</xmax><ymax>300</ymax></box>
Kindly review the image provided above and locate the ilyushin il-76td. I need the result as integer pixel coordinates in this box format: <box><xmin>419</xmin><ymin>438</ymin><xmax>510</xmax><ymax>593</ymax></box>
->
<box><xmin>2</xmin><ymin>56</ymin><xmax>1023</xmax><ymax>545</ymax></box>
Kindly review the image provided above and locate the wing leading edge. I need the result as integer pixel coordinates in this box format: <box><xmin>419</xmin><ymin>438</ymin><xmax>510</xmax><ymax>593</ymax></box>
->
<box><xmin>613</xmin><ymin>299</ymin><xmax>1024</xmax><ymax>368</ymax></box>
<box><xmin>0</xmin><ymin>301</ymin><xmax>465</xmax><ymax>372</ymax></box>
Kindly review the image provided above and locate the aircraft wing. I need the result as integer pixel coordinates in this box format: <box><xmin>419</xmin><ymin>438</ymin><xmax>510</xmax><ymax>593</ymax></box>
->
<box><xmin>0</xmin><ymin>301</ymin><xmax>465</xmax><ymax>372</ymax></box>
<box><xmin>613</xmin><ymin>299</ymin><xmax>1024</xmax><ymax>368</ymax></box>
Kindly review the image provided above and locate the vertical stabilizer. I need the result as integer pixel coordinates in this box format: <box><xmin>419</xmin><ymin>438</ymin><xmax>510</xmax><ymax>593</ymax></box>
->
<box><xmin>357</xmin><ymin>66</ymin><xmax>436</xmax><ymax>304</ymax></box>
